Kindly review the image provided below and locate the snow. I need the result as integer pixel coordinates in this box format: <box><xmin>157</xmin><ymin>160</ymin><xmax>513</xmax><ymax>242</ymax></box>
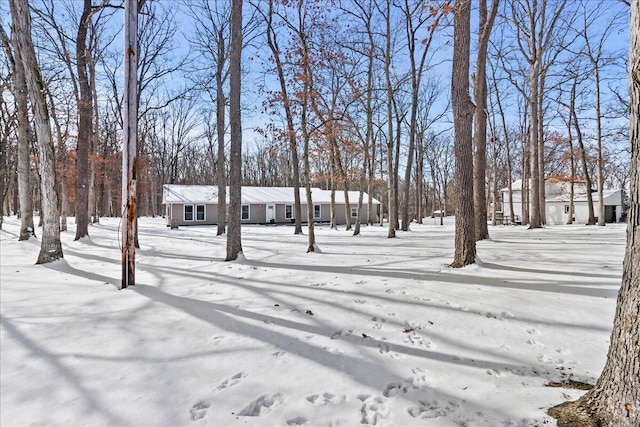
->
<box><xmin>0</xmin><ymin>216</ymin><xmax>625</xmax><ymax>426</ymax></box>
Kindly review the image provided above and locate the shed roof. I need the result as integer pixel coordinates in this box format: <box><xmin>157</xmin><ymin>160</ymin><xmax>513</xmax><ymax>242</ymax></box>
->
<box><xmin>545</xmin><ymin>189</ymin><xmax>622</xmax><ymax>204</ymax></box>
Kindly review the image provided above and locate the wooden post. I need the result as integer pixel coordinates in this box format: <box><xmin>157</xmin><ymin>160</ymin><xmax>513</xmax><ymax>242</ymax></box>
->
<box><xmin>121</xmin><ymin>0</ymin><xmax>137</xmax><ymax>289</ymax></box>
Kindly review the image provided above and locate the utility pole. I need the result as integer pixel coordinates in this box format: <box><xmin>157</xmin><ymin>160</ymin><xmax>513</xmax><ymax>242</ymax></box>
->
<box><xmin>121</xmin><ymin>0</ymin><xmax>138</xmax><ymax>288</ymax></box>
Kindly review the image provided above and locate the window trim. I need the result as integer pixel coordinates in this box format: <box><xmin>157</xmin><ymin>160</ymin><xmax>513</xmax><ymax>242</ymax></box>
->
<box><xmin>564</xmin><ymin>205</ymin><xmax>570</xmax><ymax>214</ymax></box>
<box><xmin>313</xmin><ymin>204</ymin><xmax>321</xmax><ymax>219</ymax></box>
<box><xmin>196</xmin><ymin>204</ymin><xmax>206</xmax><ymax>221</ymax></box>
<box><xmin>350</xmin><ymin>206</ymin><xmax>358</xmax><ymax>218</ymax></box>
<box><xmin>241</xmin><ymin>204</ymin><xmax>250</xmax><ymax>220</ymax></box>
<box><xmin>285</xmin><ymin>204</ymin><xmax>293</xmax><ymax>219</ymax></box>
<box><xmin>184</xmin><ymin>204</ymin><xmax>194</xmax><ymax>221</ymax></box>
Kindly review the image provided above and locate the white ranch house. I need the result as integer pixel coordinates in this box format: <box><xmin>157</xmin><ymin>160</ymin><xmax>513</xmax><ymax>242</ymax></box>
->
<box><xmin>162</xmin><ymin>185</ymin><xmax>381</xmax><ymax>227</ymax></box>
<box><xmin>501</xmin><ymin>179</ymin><xmax>623</xmax><ymax>225</ymax></box>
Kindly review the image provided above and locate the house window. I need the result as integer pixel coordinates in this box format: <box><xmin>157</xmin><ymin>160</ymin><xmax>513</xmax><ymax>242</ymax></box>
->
<box><xmin>184</xmin><ymin>204</ymin><xmax>194</xmax><ymax>221</ymax></box>
<box><xmin>564</xmin><ymin>205</ymin><xmax>570</xmax><ymax>214</ymax></box>
<box><xmin>351</xmin><ymin>207</ymin><xmax>358</xmax><ymax>218</ymax></box>
<box><xmin>314</xmin><ymin>204</ymin><xmax>321</xmax><ymax>219</ymax></box>
<box><xmin>285</xmin><ymin>204</ymin><xmax>293</xmax><ymax>219</ymax></box>
<box><xmin>241</xmin><ymin>205</ymin><xmax>250</xmax><ymax>220</ymax></box>
<box><xmin>196</xmin><ymin>204</ymin><xmax>205</xmax><ymax>221</ymax></box>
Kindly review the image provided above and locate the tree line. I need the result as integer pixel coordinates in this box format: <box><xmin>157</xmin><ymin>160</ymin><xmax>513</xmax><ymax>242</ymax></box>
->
<box><xmin>0</xmin><ymin>0</ymin><xmax>629</xmax><ymax>244</ymax></box>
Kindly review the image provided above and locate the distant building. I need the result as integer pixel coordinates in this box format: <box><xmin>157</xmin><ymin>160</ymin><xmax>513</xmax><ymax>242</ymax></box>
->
<box><xmin>162</xmin><ymin>185</ymin><xmax>381</xmax><ymax>227</ymax></box>
<box><xmin>501</xmin><ymin>179</ymin><xmax>623</xmax><ymax>225</ymax></box>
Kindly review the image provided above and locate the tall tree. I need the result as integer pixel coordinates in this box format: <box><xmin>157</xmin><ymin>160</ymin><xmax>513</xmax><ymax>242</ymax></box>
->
<box><xmin>226</xmin><ymin>0</ymin><xmax>243</xmax><ymax>261</ymax></box>
<box><xmin>472</xmin><ymin>0</ymin><xmax>499</xmax><ymax>240</ymax></box>
<box><xmin>10</xmin><ymin>0</ymin><xmax>63</xmax><ymax>264</ymax></box>
<box><xmin>381</xmin><ymin>0</ymin><xmax>396</xmax><ymax>238</ymax></box>
<box><xmin>186</xmin><ymin>0</ymin><xmax>231</xmax><ymax>236</ymax></box>
<box><xmin>121</xmin><ymin>0</ymin><xmax>138</xmax><ymax>288</ymax></box>
<box><xmin>1</xmin><ymin>24</ymin><xmax>35</xmax><ymax>240</ymax></box>
<box><xmin>508</xmin><ymin>0</ymin><xmax>569</xmax><ymax>228</ymax></box>
<box><xmin>549</xmin><ymin>2</ymin><xmax>639</xmax><ymax>424</ymax></box>
<box><xmin>254</xmin><ymin>0</ymin><xmax>303</xmax><ymax>235</ymax></box>
<box><xmin>451</xmin><ymin>0</ymin><xmax>475</xmax><ymax>267</ymax></box>
<box><xmin>74</xmin><ymin>0</ymin><xmax>93</xmax><ymax>240</ymax></box>
<box><xmin>399</xmin><ymin>0</ymin><xmax>445</xmax><ymax>231</ymax></box>
<box><xmin>574</xmin><ymin>1</ymin><xmax>624</xmax><ymax>226</ymax></box>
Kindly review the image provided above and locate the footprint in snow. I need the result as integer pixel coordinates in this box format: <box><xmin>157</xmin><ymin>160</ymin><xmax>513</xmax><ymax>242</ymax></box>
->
<box><xmin>217</xmin><ymin>372</ymin><xmax>247</xmax><ymax>390</ymax></box>
<box><xmin>360</xmin><ymin>395</ymin><xmax>390</xmax><ymax>425</ymax></box>
<box><xmin>405</xmin><ymin>333</ymin><xmax>435</xmax><ymax>349</ymax></box>
<box><xmin>383</xmin><ymin>382</ymin><xmax>410</xmax><ymax>397</ymax></box>
<box><xmin>306</xmin><ymin>392</ymin><xmax>346</xmax><ymax>405</ymax></box>
<box><xmin>189</xmin><ymin>401</ymin><xmax>210</xmax><ymax>421</ymax></box>
<box><xmin>287</xmin><ymin>416</ymin><xmax>308</xmax><ymax>426</ymax></box>
<box><xmin>407</xmin><ymin>399</ymin><xmax>460</xmax><ymax>419</ymax></box>
<box><xmin>237</xmin><ymin>393</ymin><xmax>284</xmax><ymax>417</ymax></box>
<box><xmin>272</xmin><ymin>351</ymin><xmax>286</xmax><ymax>357</ymax></box>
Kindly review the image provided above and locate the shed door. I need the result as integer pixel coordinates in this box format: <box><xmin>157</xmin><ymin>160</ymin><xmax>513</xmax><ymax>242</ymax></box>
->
<box><xmin>266</xmin><ymin>204</ymin><xmax>276</xmax><ymax>223</ymax></box>
<box><xmin>605</xmin><ymin>205</ymin><xmax>616</xmax><ymax>223</ymax></box>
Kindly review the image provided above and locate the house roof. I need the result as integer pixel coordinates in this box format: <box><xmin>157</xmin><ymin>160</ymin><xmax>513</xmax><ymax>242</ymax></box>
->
<box><xmin>162</xmin><ymin>185</ymin><xmax>380</xmax><ymax>205</ymax></box>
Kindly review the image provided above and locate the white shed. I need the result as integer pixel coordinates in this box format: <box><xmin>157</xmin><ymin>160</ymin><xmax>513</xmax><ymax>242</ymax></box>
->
<box><xmin>501</xmin><ymin>179</ymin><xmax>623</xmax><ymax>225</ymax></box>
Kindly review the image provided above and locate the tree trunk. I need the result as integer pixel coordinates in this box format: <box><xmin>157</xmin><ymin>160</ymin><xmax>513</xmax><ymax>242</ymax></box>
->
<box><xmin>216</xmin><ymin>27</ymin><xmax>227</xmax><ymax>236</ymax></box>
<box><xmin>383</xmin><ymin>0</ymin><xmax>395</xmax><ymax>238</ymax></box>
<box><xmin>10</xmin><ymin>25</ymin><xmax>35</xmax><ymax>240</ymax></box>
<box><xmin>10</xmin><ymin>0</ymin><xmax>62</xmax><ymax>264</ymax></box>
<box><xmin>451</xmin><ymin>0</ymin><xmax>475</xmax><ymax>268</ymax></box>
<box><xmin>566</xmin><ymin>84</ymin><xmax>576</xmax><ymax>225</ymax></box>
<box><xmin>528</xmin><ymin>57</ymin><xmax>543</xmax><ymax>229</ymax></box>
<box><xmin>537</xmin><ymin>70</ymin><xmax>547</xmax><ymax>225</ymax></box>
<box><xmin>121</xmin><ymin>0</ymin><xmax>138</xmax><ymax>288</ymax></box>
<box><xmin>47</xmin><ymin>90</ymin><xmax>68</xmax><ymax>232</ymax></box>
<box><xmin>594</xmin><ymin>65</ymin><xmax>606</xmax><ymax>226</ymax></box>
<box><xmin>74</xmin><ymin>0</ymin><xmax>92</xmax><ymax>240</ymax></box>
<box><xmin>353</xmin><ymin>159</ymin><xmax>367</xmax><ymax>236</ymax></box>
<box><xmin>473</xmin><ymin>0</ymin><xmax>498</xmax><ymax>240</ymax></box>
<box><xmin>573</xmin><ymin>99</ymin><xmax>596</xmax><ymax>225</ymax></box>
<box><xmin>225</xmin><ymin>0</ymin><xmax>243</xmax><ymax>261</ymax></box>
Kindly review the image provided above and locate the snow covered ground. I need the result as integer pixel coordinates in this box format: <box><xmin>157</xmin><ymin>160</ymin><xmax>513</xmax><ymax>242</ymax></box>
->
<box><xmin>0</xmin><ymin>216</ymin><xmax>626</xmax><ymax>427</ymax></box>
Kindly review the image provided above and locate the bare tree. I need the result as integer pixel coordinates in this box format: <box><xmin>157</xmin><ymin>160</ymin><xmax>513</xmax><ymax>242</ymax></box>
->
<box><xmin>186</xmin><ymin>0</ymin><xmax>231</xmax><ymax>236</ymax></box>
<box><xmin>74</xmin><ymin>0</ymin><xmax>93</xmax><ymax>240</ymax></box>
<box><xmin>472</xmin><ymin>0</ymin><xmax>499</xmax><ymax>240</ymax></box>
<box><xmin>399</xmin><ymin>0</ymin><xmax>445</xmax><ymax>232</ymax></box>
<box><xmin>508</xmin><ymin>0</ymin><xmax>569</xmax><ymax>228</ymax></box>
<box><xmin>574</xmin><ymin>1</ymin><xmax>625</xmax><ymax>226</ymax></box>
<box><xmin>10</xmin><ymin>0</ymin><xmax>63</xmax><ymax>264</ymax></box>
<box><xmin>451</xmin><ymin>0</ymin><xmax>475</xmax><ymax>267</ymax></box>
<box><xmin>1</xmin><ymin>24</ymin><xmax>35</xmax><ymax>239</ymax></box>
<box><xmin>121</xmin><ymin>0</ymin><xmax>138</xmax><ymax>288</ymax></box>
<box><xmin>226</xmin><ymin>0</ymin><xmax>243</xmax><ymax>261</ymax></box>
<box><xmin>253</xmin><ymin>0</ymin><xmax>303</xmax><ymax>235</ymax></box>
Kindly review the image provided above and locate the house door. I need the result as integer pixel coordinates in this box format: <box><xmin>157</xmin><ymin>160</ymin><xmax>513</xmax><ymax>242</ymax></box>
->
<box><xmin>266</xmin><ymin>204</ymin><xmax>276</xmax><ymax>224</ymax></box>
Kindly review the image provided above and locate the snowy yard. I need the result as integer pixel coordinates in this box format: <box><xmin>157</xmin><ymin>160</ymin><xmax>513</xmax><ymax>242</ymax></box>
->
<box><xmin>0</xmin><ymin>216</ymin><xmax>626</xmax><ymax>426</ymax></box>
